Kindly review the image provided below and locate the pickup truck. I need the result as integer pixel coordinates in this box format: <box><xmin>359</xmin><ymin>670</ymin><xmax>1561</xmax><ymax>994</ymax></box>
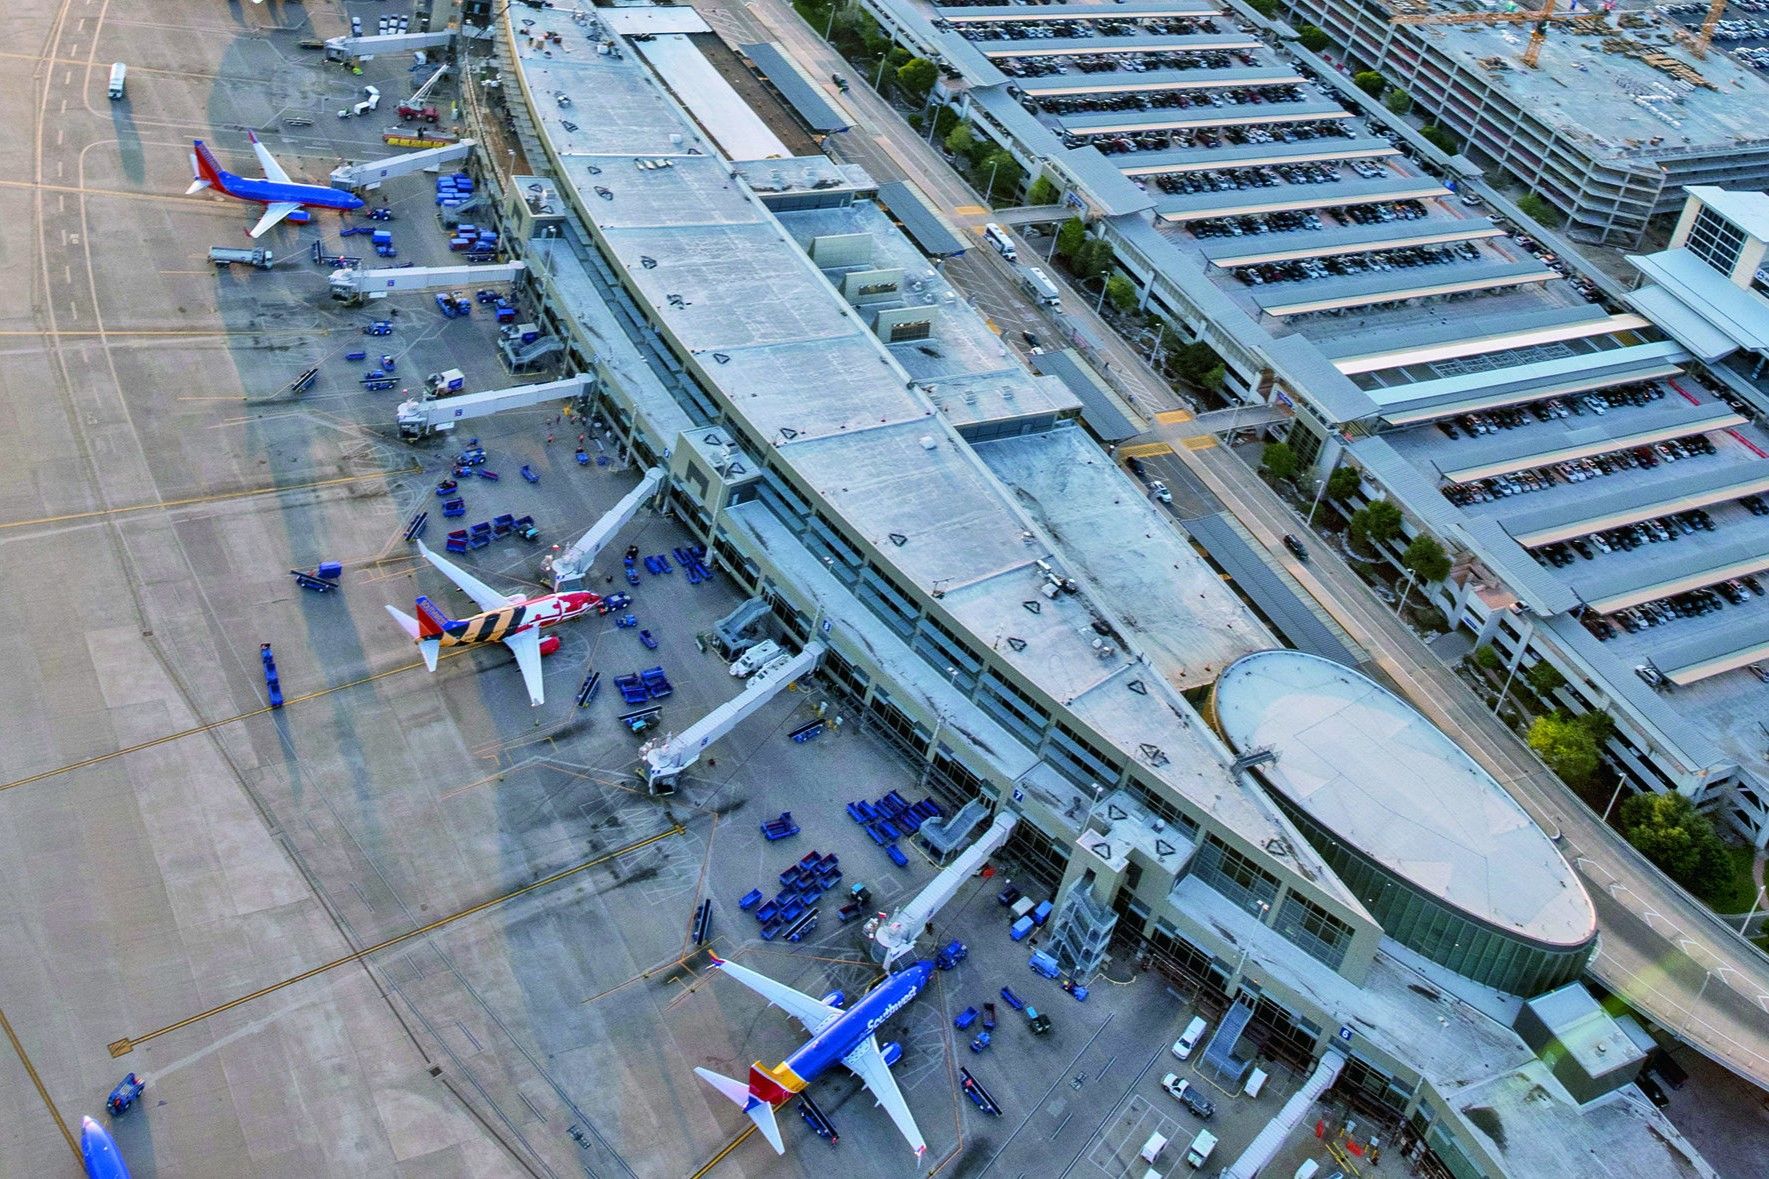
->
<box><xmin>1160</xmin><ymin>1073</ymin><xmax>1215</xmax><ymax>1119</ymax></box>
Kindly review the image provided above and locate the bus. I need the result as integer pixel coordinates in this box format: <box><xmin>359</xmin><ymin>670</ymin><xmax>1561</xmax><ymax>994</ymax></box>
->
<box><xmin>1020</xmin><ymin>265</ymin><xmax>1061</xmax><ymax>307</ymax></box>
<box><xmin>983</xmin><ymin>222</ymin><xmax>1017</xmax><ymax>260</ymax></box>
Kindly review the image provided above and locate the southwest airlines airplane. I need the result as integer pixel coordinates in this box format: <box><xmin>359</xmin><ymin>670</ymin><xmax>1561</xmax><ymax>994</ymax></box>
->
<box><xmin>695</xmin><ymin>954</ymin><xmax>935</xmax><ymax>1158</ymax></box>
<box><xmin>187</xmin><ymin>132</ymin><xmax>364</xmax><ymax>237</ymax></box>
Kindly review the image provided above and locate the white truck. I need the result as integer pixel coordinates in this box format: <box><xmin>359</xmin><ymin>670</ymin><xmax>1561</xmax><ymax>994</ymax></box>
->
<box><xmin>1184</xmin><ymin>1128</ymin><xmax>1218</xmax><ymax>1168</ymax></box>
<box><xmin>108</xmin><ymin>62</ymin><xmax>127</xmax><ymax>100</ymax></box>
<box><xmin>728</xmin><ymin>639</ymin><xmax>782</xmax><ymax>677</ymax></box>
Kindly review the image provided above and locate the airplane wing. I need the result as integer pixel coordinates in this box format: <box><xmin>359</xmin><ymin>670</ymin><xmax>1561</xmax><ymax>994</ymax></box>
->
<box><xmin>842</xmin><ymin>1036</ymin><xmax>926</xmax><ymax>1158</ymax></box>
<box><xmin>416</xmin><ymin>540</ymin><xmax>521</xmax><ymax>614</ymax></box>
<box><xmin>706</xmin><ymin>954</ymin><xmax>843</xmax><ymax>1036</ymax></box>
<box><xmin>247</xmin><ymin>131</ymin><xmax>292</xmax><ymax>184</ymax></box>
<box><xmin>248</xmin><ymin>202</ymin><xmax>303</xmax><ymax>238</ymax></box>
<box><xmin>502</xmin><ymin>626</ymin><xmax>547</xmax><ymax>707</ymax></box>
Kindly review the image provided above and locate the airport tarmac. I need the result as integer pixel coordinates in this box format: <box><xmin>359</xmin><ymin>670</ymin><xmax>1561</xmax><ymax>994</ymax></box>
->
<box><xmin>0</xmin><ymin>3</ymin><xmax>1306</xmax><ymax>1177</ymax></box>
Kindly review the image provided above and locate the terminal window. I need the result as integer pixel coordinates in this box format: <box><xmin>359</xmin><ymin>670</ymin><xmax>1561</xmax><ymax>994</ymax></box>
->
<box><xmin>1687</xmin><ymin>205</ymin><xmax>1746</xmax><ymax>277</ymax></box>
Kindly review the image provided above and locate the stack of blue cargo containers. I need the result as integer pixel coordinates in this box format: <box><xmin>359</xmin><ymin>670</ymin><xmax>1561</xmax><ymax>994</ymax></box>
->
<box><xmin>435</xmin><ymin>171</ymin><xmax>473</xmax><ymax>208</ymax></box>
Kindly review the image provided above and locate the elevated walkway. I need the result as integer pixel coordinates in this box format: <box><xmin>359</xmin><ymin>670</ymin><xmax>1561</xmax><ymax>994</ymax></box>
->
<box><xmin>326</xmin><ymin>31</ymin><xmax>452</xmax><ymax>59</ymax></box>
<box><xmin>331</xmin><ymin>141</ymin><xmax>475</xmax><ymax>189</ymax></box>
<box><xmin>1221</xmin><ymin>1051</ymin><xmax>1346</xmax><ymax>1179</ymax></box>
<box><xmin>331</xmin><ymin>261</ymin><xmax>526</xmax><ymax>302</ymax></box>
<box><xmin>544</xmin><ymin>467</ymin><xmax>666</xmax><ymax>588</ymax></box>
<box><xmin>395</xmin><ymin>374</ymin><xmax>590</xmax><ymax>438</ymax></box>
<box><xmin>871</xmin><ymin>812</ymin><xmax>1017</xmax><ymax>967</ymax></box>
<box><xmin>643</xmin><ymin>643</ymin><xmax>826</xmax><ymax>791</ymax></box>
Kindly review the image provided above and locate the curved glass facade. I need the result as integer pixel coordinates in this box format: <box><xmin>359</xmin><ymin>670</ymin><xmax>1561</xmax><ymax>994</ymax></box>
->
<box><xmin>1268</xmin><ymin>790</ymin><xmax>1595</xmax><ymax>997</ymax></box>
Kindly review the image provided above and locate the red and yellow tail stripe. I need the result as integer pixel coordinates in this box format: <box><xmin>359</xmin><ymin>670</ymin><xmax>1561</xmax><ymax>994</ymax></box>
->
<box><xmin>747</xmin><ymin>1061</ymin><xmax>805</xmax><ymax>1107</ymax></box>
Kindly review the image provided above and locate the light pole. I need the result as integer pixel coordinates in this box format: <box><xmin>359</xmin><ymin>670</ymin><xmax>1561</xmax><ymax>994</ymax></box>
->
<box><xmin>874</xmin><ymin>55</ymin><xmax>890</xmax><ymax>91</ymax></box>
<box><xmin>1683</xmin><ymin>969</ymin><xmax>1713</xmax><ymax>1035</ymax></box>
<box><xmin>1494</xmin><ymin>644</ymin><xmax>1526</xmax><ymax>715</ymax></box>
<box><xmin>1396</xmin><ymin>565</ymin><xmax>1419</xmax><ymax>614</ymax></box>
<box><xmin>1306</xmin><ymin>472</ymin><xmax>1331</xmax><ymax>527</ymax></box>
<box><xmin>1739</xmin><ymin>884</ymin><xmax>1767</xmax><ymax>936</ymax></box>
<box><xmin>1599</xmin><ymin>778</ymin><xmax>1628</xmax><ymax>825</ymax></box>
<box><xmin>1081</xmin><ymin>782</ymin><xmax>1105</xmax><ymax>834</ymax></box>
<box><xmin>985</xmin><ymin>158</ymin><xmax>1001</xmax><ymax>205</ymax></box>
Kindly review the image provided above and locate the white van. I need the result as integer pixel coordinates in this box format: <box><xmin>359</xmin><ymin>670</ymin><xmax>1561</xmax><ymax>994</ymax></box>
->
<box><xmin>1172</xmin><ymin>1015</ymin><xmax>1208</xmax><ymax>1061</ymax></box>
<box><xmin>107</xmin><ymin>62</ymin><xmax>126</xmax><ymax>100</ymax></box>
<box><xmin>1184</xmin><ymin>1128</ymin><xmax>1218</xmax><ymax>1168</ymax></box>
<box><xmin>1243</xmin><ymin>1066</ymin><xmax>1269</xmax><ymax>1098</ymax></box>
<box><xmin>729</xmin><ymin>639</ymin><xmax>782</xmax><ymax>677</ymax></box>
<box><xmin>1138</xmin><ymin>1132</ymin><xmax>1168</xmax><ymax>1164</ymax></box>
<box><xmin>1294</xmin><ymin>1161</ymin><xmax>1321</xmax><ymax>1179</ymax></box>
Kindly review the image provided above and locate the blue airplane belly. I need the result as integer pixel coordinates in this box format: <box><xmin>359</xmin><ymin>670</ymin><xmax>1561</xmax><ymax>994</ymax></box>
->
<box><xmin>229</xmin><ymin>174</ymin><xmax>362</xmax><ymax>210</ymax></box>
<box><xmin>782</xmin><ymin>963</ymin><xmax>931</xmax><ymax>1083</ymax></box>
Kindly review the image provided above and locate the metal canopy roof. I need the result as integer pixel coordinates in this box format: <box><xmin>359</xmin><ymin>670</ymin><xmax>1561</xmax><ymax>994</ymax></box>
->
<box><xmin>1153</xmin><ymin>175</ymin><xmax>1449</xmax><ymax>222</ymax></box>
<box><xmin>876</xmin><ymin>180</ymin><xmax>968</xmax><ymax>257</ymax></box>
<box><xmin>738</xmin><ymin>42</ymin><xmax>851</xmax><ymax>134</ymax></box>
<box><xmin>1029</xmin><ymin>348</ymin><xmax>1139</xmax><ymax>442</ymax></box>
<box><xmin>1579</xmin><ymin>539</ymin><xmax>1769</xmax><ymax>615</ymax></box>
<box><xmin>1657</xmin><ymin>627</ymin><xmax>1769</xmax><ymax>686</ymax></box>
<box><xmin>1507</xmin><ymin>465</ymin><xmax>1769</xmax><ymax>548</ymax></box>
<box><xmin>1021</xmin><ymin>65</ymin><xmax>1301</xmax><ymax>95</ymax></box>
<box><xmin>1438</xmin><ymin>406</ymin><xmax>1747</xmax><ymax>484</ymax></box>
<box><xmin>1179</xmin><ymin>514</ymin><xmax>1362</xmax><ymax>666</ymax></box>
<box><xmin>1370</xmin><ymin>341</ymin><xmax>1689</xmax><ymax>424</ymax></box>
<box><xmin>1253</xmin><ymin>259</ymin><xmax>1557</xmax><ymax>319</ymax></box>
<box><xmin>979</xmin><ymin>34</ymin><xmax>1260</xmax><ymax>57</ymax></box>
<box><xmin>1201</xmin><ymin>220</ymin><xmax>1504</xmax><ymax>268</ymax></box>
<box><xmin>1118</xmin><ymin>136</ymin><xmax>1398</xmax><ymax>176</ymax></box>
<box><xmin>1055</xmin><ymin>100</ymin><xmax>1351</xmax><ymax>134</ymax></box>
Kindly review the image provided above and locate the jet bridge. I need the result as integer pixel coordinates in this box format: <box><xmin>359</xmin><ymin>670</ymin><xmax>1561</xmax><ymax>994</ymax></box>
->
<box><xmin>396</xmin><ymin>374</ymin><xmax>591</xmax><ymax>438</ymax></box>
<box><xmin>642</xmin><ymin>642</ymin><xmax>826</xmax><ymax>792</ymax></box>
<box><xmin>331</xmin><ymin>140</ymin><xmax>475</xmax><ymax>189</ymax></box>
<box><xmin>870</xmin><ymin>812</ymin><xmax>1017</xmax><ymax>968</ymax></box>
<box><xmin>543</xmin><ymin>466</ymin><xmax>666</xmax><ymax>589</ymax></box>
<box><xmin>330</xmin><ymin>261</ymin><xmax>525</xmax><ymax>302</ymax></box>
<box><xmin>326</xmin><ymin>31</ymin><xmax>453</xmax><ymax>60</ymax></box>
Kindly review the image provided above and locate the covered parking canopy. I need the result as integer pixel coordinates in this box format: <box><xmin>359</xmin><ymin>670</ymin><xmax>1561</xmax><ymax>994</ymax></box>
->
<box><xmin>877</xmin><ymin>180</ymin><xmax>968</xmax><ymax>258</ymax></box>
<box><xmin>739</xmin><ymin>42</ymin><xmax>850</xmax><ymax>134</ymax></box>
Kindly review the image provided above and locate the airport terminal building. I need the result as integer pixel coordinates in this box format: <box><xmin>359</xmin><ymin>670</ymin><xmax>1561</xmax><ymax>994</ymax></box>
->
<box><xmin>469</xmin><ymin>7</ymin><xmax>1718</xmax><ymax>1175</ymax></box>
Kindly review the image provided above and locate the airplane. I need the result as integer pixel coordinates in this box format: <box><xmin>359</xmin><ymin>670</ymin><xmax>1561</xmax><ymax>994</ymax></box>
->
<box><xmin>186</xmin><ymin>132</ymin><xmax>364</xmax><ymax>238</ymax></box>
<box><xmin>81</xmin><ymin>1117</ymin><xmax>131</xmax><ymax>1179</ymax></box>
<box><xmin>384</xmin><ymin>540</ymin><xmax>600</xmax><ymax>706</ymax></box>
<box><xmin>694</xmin><ymin>953</ymin><xmax>935</xmax><ymax>1159</ymax></box>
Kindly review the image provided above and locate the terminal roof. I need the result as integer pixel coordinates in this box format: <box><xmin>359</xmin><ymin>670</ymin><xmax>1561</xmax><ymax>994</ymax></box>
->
<box><xmin>1213</xmin><ymin>650</ymin><xmax>1595</xmax><ymax>948</ymax></box>
<box><xmin>510</xmin><ymin>6</ymin><xmax>1344</xmax><ymax>892</ymax></box>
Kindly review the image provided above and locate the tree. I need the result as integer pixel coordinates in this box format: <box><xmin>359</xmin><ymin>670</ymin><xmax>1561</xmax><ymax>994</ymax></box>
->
<box><xmin>1353</xmin><ymin>70</ymin><xmax>1386</xmax><ymax>98</ymax></box>
<box><xmin>1528</xmin><ymin>711</ymin><xmax>1603</xmax><ymax>788</ymax></box>
<box><xmin>1105</xmin><ymin>273</ymin><xmax>1138</xmax><ymax>313</ymax></box>
<box><xmin>933</xmin><ymin>105</ymin><xmax>960</xmax><ymax>140</ymax></box>
<box><xmin>943</xmin><ymin>122</ymin><xmax>976</xmax><ymax>159</ymax></box>
<box><xmin>1420</xmin><ymin>123</ymin><xmax>1459</xmax><ymax>154</ymax></box>
<box><xmin>1517</xmin><ymin>192</ymin><xmax>1557</xmax><ymax>225</ymax></box>
<box><xmin>1245</xmin><ymin>0</ymin><xmax>1280</xmax><ymax>16</ymax></box>
<box><xmin>1072</xmin><ymin>237</ymin><xmax>1116</xmax><ymax>281</ymax></box>
<box><xmin>1055</xmin><ymin>216</ymin><xmax>1087</xmax><ymax>258</ymax></box>
<box><xmin>1472</xmin><ymin>644</ymin><xmax>1504</xmax><ymax>673</ymax></box>
<box><xmin>1401</xmin><ymin>534</ymin><xmax>1450</xmax><ymax>584</ymax></box>
<box><xmin>1349</xmin><ymin>498</ymin><xmax>1403</xmax><ymax>550</ymax></box>
<box><xmin>1171</xmin><ymin>341</ymin><xmax>1225</xmax><ymax>387</ymax></box>
<box><xmin>1200</xmin><ymin>364</ymin><xmax>1227</xmax><ymax>391</ymax></box>
<box><xmin>1298</xmin><ymin>25</ymin><xmax>1331</xmax><ymax>53</ymax></box>
<box><xmin>1027</xmin><ymin>175</ymin><xmax>1059</xmax><ymax>207</ymax></box>
<box><xmin>1384</xmin><ymin>89</ymin><xmax>1413</xmax><ymax>115</ymax></box>
<box><xmin>1261</xmin><ymin>440</ymin><xmax>1299</xmax><ymax>483</ymax></box>
<box><xmin>1326</xmin><ymin>465</ymin><xmax>1362</xmax><ymax>502</ymax></box>
<box><xmin>896</xmin><ymin>57</ymin><xmax>937</xmax><ymax>102</ymax></box>
<box><xmin>1525</xmin><ymin>661</ymin><xmax>1566</xmax><ymax>699</ymax></box>
<box><xmin>980</xmin><ymin>149</ymin><xmax>1023</xmax><ymax>202</ymax></box>
<box><xmin>1618</xmin><ymin>793</ymin><xmax>1734</xmax><ymax>899</ymax></box>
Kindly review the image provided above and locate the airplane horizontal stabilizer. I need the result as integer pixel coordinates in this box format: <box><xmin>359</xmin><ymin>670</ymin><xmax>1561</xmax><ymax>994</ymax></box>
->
<box><xmin>694</xmin><ymin>1067</ymin><xmax>785</xmax><ymax>1154</ymax></box>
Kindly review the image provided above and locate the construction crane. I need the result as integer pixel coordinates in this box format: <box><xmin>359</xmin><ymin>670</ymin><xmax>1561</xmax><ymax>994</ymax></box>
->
<box><xmin>1390</xmin><ymin>0</ymin><xmax>1607</xmax><ymax>69</ymax></box>
<box><xmin>1687</xmin><ymin>0</ymin><xmax>1728</xmax><ymax>59</ymax></box>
